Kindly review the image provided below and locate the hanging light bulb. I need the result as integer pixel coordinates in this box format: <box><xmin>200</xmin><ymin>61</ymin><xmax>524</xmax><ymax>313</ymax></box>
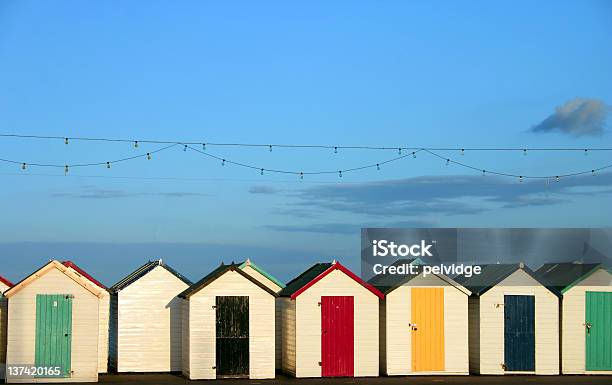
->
<box><xmin>183</xmin><ymin>145</ymin><xmax>188</xmax><ymax>151</ymax></box>
<box><xmin>221</xmin><ymin>159</ymin><xmax>226</xmax><ymax>166</ymax></box>
<box><xmin>584</xmin><ymin>149</ymin><xmax>588</xmax><ymax>156</ymax></box>
<box><xmin>519</xmin><ymin>176</ymin><xmax>523</xmax><ymax>183</ymax></box>
<box><xmin>106</xmin><ymin>162</ymin><xmax>111</xmax><ymax>169</ymax></box>
<box><xmin>134</xmin><ymin>141</ymin><xmax>139</xmax><ymax>148</ymax></box>
<box><xmin>64</xmin><ymin>137</ymin><xmax>69</xmax><ymax>145</ymax></box>
<box><xmin>412</xmin><ymin>152</ymin><xmax>416</xmax><ymax>159</ymax></box>
<box><xmin>300</xmin><ymin>172</ymin><xmax>304</xmax><ymax>180</ymax></box>
<box><xmin>376</xmin><ymin>163</ymin><xmax>380</xmax><ymax>171</ymax></box>
<box><xmin>523</xmin><ymin>149</ymin><xmax>527</xmax><ymax>156</ymax></box>
<box><xmin>555</xmin><ymin>176</ymin><xmax>560</xmax><ymax>182</ymax></box>
<box><xmin>338</xmin><ymin>170</ymin><xmax>343</xmax><ymax>178</ymax></box>
<box><xmin>147</xmin><ymin>152</ymin><xmax>151</xmax><ymax>160</ymax></box>
<box><xmin>21</xmin><ymin>163</ymin><xmax>26</xmax><ymax>170</ymax></box>
<box><xmin>461</xmin><ymin>148</ymin><xmax>465</xmax><ymax>155</ymax></box>
<box><xmin>446</xmin><ymin>159</ymin><xmax>450</xmax><ymax>166</ymax></box>
<box><xmin>398</xmin><ymin>147</ymin><xmax>402</xmax><ymax>155</ymax></box>
<box><xmin>592</xmin><ymin>169</ymin><xmax>595</xmax><ymax>176</ymax></box>
<box><xmin>269</xmin><ymin>145</ymin><xmax>273</xmax><ymax>152</ymax></box>
<box><xmin>334</xmin><ymin>146</ymin><xmax>338</xmax><ymax>154</ymax></box>
<box><xmin>482</xmin><ymin>169</ymin><xmax>486</xmax><ymax>176</ymax></box>
<box><xmin>202</xmin><ymin>143</ymin><xmax>206</xmax><ymax>151</ymax></box>
<box><xmin>64</xmin><ymin>165</ymin><xmax>69</xmax><ymax>174</ymax></box>
<box><xmin>260</xmin><ymin>168</ymin><xmax>264</xmax><ymax>176</ymax></box>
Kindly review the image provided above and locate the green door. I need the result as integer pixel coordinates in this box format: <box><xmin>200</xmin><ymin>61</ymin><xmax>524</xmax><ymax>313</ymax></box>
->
<box><xmin>585</xmin><ymin>291</ymin><xmax>612</xmax><ymax>371</ymax></box>
<box><xmin>35</xmin><ymin>294</ymin><xmax>73</xmax><ymax>377</ymax></box>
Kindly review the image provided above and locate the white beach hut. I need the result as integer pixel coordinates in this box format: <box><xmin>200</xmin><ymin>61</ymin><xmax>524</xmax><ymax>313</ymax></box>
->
<box><xmin>4</xmin><ymin>260</ymin><xmax>106</xmax><ymax>383</ymax></box>
<box><xmin>369</xmin><ymin>261</ymin><xmax>471</xmax><ymax>375</ymax></box>
<box><xmin>179</xmin><ymin>263</ymin><xmax>278</xmax><ymax>380</ymax></box>
<box><xmin>109</xmin><ymin>259</ymin><xmax>191</xmax><ymax>373</ymax></box>
<box><xmin>457</xmin><ymin>263</ymin><xmax>559</xmax><ymax>375</ymax></box>
<box><xmin>279</xmin><ymin>261</ymin><xmax>384</xmax><ymax>378</ymax></box>
<box><xmin>535</xmin><ymin>263</ymin><xmax>612</xmax><ymax>374</ymax></box>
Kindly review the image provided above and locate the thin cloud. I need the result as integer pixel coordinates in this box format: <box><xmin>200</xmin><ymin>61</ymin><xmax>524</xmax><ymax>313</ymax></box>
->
<box><xmin>249</xmin><ymin>185</ymin><xmax>280</xmax><ymax>194</ymax></box>
<box><xmin>50</xmin><ymin>188</ymin><xmax>210</xmax><ymax>199</ymax></box>
<box><xmin>263</xmin><ymin>220</ymin><xmax>435</xmax><ymax>235</ymax></box>
<box><xmin>291</xmin><ymin>173</ymin><xmax>612</xmax><ymax>217</ymax></box>
<box><xmin>531</xmin><ymin>97</ymin><xmax>609</xmax><ymax>136</ymax></box>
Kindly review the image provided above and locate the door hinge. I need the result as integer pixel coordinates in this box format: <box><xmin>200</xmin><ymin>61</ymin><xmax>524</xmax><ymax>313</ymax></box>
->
<box><xmin>318</xmin><ymin>361</ymin><xmax>321</xmax><ymax>366</ymax></box>
<box><xmin>317</xmin><ymin>302</ymin><xmax>321</xmax><ymax>306</ymax></box>
<box><xmin>212</xmin><ymin>305</ymin><xmax>216</xmax><ymax>309</ymax></box>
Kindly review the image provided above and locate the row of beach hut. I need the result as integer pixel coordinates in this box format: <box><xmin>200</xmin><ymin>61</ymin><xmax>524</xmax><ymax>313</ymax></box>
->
<box><xmin>0</xmin><ymin>258</ymin><xmax>610</xmax><ymax>382</ymax></box>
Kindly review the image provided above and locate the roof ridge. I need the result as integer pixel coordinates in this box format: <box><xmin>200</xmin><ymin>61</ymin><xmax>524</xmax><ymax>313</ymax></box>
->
<box><xmin>179</xmin><ymin>262</ymin><xmax>278</xmax><ymax>298</ymax></box>
<box><xmin>110</xmin><ymin>259</ymin><xmax>191</xmax><ymax>292</ymax></box>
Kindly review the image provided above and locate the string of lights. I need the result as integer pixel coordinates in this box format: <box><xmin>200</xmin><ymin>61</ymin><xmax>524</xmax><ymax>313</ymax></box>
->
<box><xmin>1</xmin><ymin>133</ymin><xmax>611</xmax><ymax>152</ymax></box>
<box><xmin>0</xmin><ymin>138</ymin><xmax>610</xmax><ymax>181</ymax></box>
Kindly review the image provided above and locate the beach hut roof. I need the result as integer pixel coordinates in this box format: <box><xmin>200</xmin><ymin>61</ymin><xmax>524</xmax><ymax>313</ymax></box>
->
<box><xmin>62</xmin><ymin>261</ymin><xmax>107</xmax><ymax>289</ymax></box>
<box><xmin>534</xmin><ymin>262</ymin><xmax>604</xmax><ymax>294</ymax></box>
<box><xmin>368</xmin><ymin>260</ymin><xmax>470</xmax><ymax>295</ymax></box>
<box><xmin>0</xmin><ymin>275</ymin><xmax>14</xmax><ymax>288</ymax></box>
<box><xmin>237</xmin><ymin>259</ymin><xmax>286</xmax><ymax>288</ymax></box>
<box><xmin>178</xmin><ymin>263</ymin><xmax>278</xmax><ymax>299</ymax></box>
<box><xmin>455</xmin><ymin>263</ymin><xmax>546</xmax><ymax>296</ymax></box>
<box><xmin>3</xmin><ymin>260</ymin><xmax>105</xmax><ymax>298</ymax></box>
<box><xmin>279</xmin><ymin>261</ymin><xmax>384</xmax><ymax>299</ymax></box>
<box><xmin>110</xmin><ymin>259</ymin><xmax>192</xmax><ymax>293</ymax></box>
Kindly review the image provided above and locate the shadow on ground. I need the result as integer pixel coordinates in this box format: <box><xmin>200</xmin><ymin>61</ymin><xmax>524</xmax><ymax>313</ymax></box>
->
<box><xmin>96</xmin><ymin>373</ymin><xmax>612</xmax><ymax>385</ymax></box>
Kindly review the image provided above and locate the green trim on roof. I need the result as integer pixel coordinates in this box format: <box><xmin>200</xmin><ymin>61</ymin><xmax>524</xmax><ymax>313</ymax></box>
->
<box><xmin>560</xmin><ymin>266</ymin><xmax>603</xmax><ymax>294</ymax></box>
<box><xmin>239</xmin><ymin>260</ymin><xmax>286</xmax><ymax>288</ymax></box>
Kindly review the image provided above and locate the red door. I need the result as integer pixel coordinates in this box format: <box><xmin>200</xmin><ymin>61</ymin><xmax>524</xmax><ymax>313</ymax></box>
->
<box><xmin>321</xmin><ymin>296</ymin><xmax>354</xmax><ymax>377</ymax></box>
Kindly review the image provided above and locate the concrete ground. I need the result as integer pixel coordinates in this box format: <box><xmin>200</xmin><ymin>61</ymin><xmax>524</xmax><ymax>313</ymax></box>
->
<box><xmin>98</xmin><ymin>373</ymin><xmax>612</xmax><ymax>385</ymax></box>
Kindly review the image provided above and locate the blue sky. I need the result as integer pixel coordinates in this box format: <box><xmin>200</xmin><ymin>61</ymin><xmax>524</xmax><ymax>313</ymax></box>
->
<box><xmin>0</xmin><ymin>0</ymin><xmax>611</xmax><ymax>285</ymax></box>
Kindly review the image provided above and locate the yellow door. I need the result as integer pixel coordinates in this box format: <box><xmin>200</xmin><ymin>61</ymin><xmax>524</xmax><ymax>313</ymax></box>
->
<box><xmin>411</xmin><ymin>287</ymin><xmax>444</xmax><ymax>372</ymax></box>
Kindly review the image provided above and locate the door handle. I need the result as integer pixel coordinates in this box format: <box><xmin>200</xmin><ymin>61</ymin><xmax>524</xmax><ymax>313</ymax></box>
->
<box><xmin>585</xmin><ymin>322</ymin><xmax>592</xmax><ymax>334</ymax></box>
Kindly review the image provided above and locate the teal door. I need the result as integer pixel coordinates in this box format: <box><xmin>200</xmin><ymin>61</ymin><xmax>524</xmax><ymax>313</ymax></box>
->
<box><xmin>585</xmin><ymin>291</ymin><xmax>612</xmax><ymax>371</ymax></box>
<box><xmin>35</xmin><ymin>294</ymin><xmax>73</xmax><ymax>377</ymax></box>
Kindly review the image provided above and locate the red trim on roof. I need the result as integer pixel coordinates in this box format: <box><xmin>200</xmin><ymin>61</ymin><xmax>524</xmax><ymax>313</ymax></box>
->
<box><xmin>62</xmin><ymin>261</ymin><xmax>106</xmax><ymax>289</ymax></box>
<box><xmin>290</xmin><ymin>262</ymin><xmax>384</xmax><ymax>300</ymax></box>
<box><xmin>0</xmin><ymin>275</ymin><xmax>14</xmax><ymax>288</ymax></box>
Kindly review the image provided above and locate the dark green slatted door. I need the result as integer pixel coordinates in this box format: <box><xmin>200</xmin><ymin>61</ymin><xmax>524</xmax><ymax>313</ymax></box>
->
<box><xmin>35</xmin><ymin>294</ymin><xmax>72</xmax><ymax>377</ymax></box>
<box><xmin>215</xmin><ymin>296</ymin><xmax>249</xmax><ymax>378</ymax></box>
<box><xmin>586</xmin><ymin>291</ymin><xmax>612</xmax><ymax>371</ymax></box>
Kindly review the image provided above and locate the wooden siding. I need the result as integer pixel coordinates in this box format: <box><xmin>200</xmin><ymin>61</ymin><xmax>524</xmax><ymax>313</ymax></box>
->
<box><xmin>1</xmin><ymin>294</ymin><xmax>8</xmax><ymax>374</ymax></box>
<box><xmin>561</xmin><ymin>269</ymin><xmax>612</xmax><ymax>374</ymax></box>
<box><xmin>112</xmin><ymin>266</ymin><xmax>189</xmax><ymax>373</ymax></box>
<box><xmin>382</xmin><ymin>274</ymin><xmax>469</xmax><ymax>375</ymax></box>
<box><xmin>240</xmin><ymin>264</ymin><xmax>284</xmax><ymax>369</ymax></box>
<box><xmin>108</xmin><ymin>295</ymin><xmax>118</xmax><ymax>372</ymax></box>
<box><xmin>181</xmin><ymin>299</ymin><xmax>190</xmax><ymax>378</ymax></box>
<box><xmin>378</xmin><ymin>300</ymin><xmax>386</xmax><ymax>374</ymax></box>
<box><xmin>1</xmin><ymin>281</ymin><xmax>9</xmax><ymax>372</ymax></box>
<box><xmin>6</xmin><ymin>268</ymin><xmax>100</xmax><ymax>383</ymax></box>
<box><xmin>185</xmin><ymin>270</ymin><xmax>275</xmax><ymax>380</ymax></box>
<box><xmin>467</xmin><ymin>297</ymin><xmax>480</xmax><ymax>373</ymax></box>
<box><xmin>294</xmin><ymin>269</ymin><xmax>379</xmax><ymax>378</ymax></box>
<box><xmin>473</xmin><ymin>269</ymin><xmax>559</xmax><ymax>375</ymax></box>
<box><xmin>280</xmin><ymin>298</ymin><xmax>296</xmax><ymax>376</ymax></box>
<box><xmin>97</xmin><ymin>293</ymin><xmax>109</xmax><ymax>374</ymax></box>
